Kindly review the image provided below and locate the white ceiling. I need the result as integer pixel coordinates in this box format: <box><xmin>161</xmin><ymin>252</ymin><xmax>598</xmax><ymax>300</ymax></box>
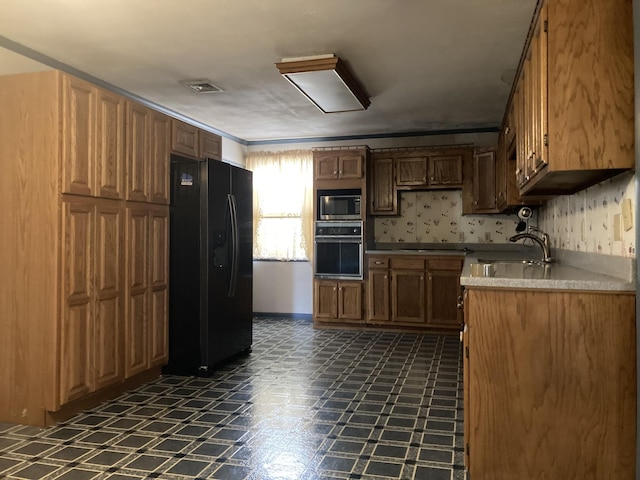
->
<box><xmin>0</xmin><ymin>0</ymin><xmax>537</xmax><ymax>143</ymax></box>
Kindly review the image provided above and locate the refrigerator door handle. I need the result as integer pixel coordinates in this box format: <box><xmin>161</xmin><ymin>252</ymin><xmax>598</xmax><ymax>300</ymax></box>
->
<box><xmin>227</xmin><ymin>193</ymin><xmax>239</xmax><ymax>297</ymax></box>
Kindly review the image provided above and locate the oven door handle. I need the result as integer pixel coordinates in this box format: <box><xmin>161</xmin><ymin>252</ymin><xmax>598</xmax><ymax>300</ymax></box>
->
<box><xmin>315</xmin><ymin>236</ymin><xmax>362</xmax><ymax>243</ymax></box>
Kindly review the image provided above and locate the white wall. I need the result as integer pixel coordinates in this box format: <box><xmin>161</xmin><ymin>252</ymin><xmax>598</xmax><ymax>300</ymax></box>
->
<box><xmin>253</xmin><ymin>261</ymin><xmax>313</xmax><ymax>315</ymax></box>
<box><xmin>221</xmin><ymin>137</ymin><xmax>247</xmax><ymax>167</ymax></box>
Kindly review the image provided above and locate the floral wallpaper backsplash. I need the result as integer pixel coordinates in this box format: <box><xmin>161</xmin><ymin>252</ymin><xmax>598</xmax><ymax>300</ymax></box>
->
<box><xmin>538</xmin><ymin>171</ymin><xmax>636</xmax><ymax>257</ymax></box>
<box><xmin>374</xmin><ymin>191</ymin><xmax>520</xmax><ymax>244</ymax></box>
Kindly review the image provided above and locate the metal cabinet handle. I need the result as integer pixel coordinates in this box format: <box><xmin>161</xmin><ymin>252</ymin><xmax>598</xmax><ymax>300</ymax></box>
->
<box><xmin>456</xmin><ymin>296</ymin><xmax>464</xmax><ymax>309</ymax></box>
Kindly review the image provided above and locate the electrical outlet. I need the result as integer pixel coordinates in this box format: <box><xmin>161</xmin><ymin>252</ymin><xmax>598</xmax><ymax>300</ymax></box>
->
<box><xmin>622</xmin><ymin>198</ymin><xmax>633</xmax><ymax>231</ymax></box>
<box><xmin>613</xmin><ymin>214</ymin><xmax>622</xmax><ymax>241</ymax></box>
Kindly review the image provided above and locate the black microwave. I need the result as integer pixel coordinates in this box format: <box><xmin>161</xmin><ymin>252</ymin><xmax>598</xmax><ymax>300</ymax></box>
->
<box><xmin>318</xmin><ymin>193</ymin><xmax>361</xmax><ymax>220</ymax></box>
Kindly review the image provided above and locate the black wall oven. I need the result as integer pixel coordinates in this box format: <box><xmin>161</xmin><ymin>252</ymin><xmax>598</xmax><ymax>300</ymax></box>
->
<box><xmin>314</xmin><ymin>221</ymin><xmax>363</xmax><ymax>280</ymax></box>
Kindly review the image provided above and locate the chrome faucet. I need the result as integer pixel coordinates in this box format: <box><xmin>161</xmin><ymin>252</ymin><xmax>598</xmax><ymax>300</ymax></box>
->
<box><xmin>509</xmin><ymin>226</ymin><xmax>554</xmax><ymax>263</ymax></box>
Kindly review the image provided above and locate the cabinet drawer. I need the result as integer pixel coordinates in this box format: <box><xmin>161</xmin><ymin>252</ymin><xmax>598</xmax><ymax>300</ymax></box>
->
<box><xmin>390</xmin><ymin>257</ymin><xmax>425</xmax><ymax>270</ymax></box>
<box><xmin>368</xmin><ymin>257</ymin><xmax>389</xmax><ymax>269</ymax></box>
<box><xmin>428</xmin><ymin>257</ymin><xmax>463</xmax><ymax>271</ymax></box>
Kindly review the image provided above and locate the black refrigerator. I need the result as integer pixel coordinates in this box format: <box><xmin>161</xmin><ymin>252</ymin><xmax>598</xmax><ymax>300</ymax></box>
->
<box><xmin>165</xmin><ymin>155</ymin><xmax>253</xmax><ymax>376</ymax></box>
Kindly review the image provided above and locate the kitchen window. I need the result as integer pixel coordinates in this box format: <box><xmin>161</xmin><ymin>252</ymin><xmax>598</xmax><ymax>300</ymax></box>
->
<box><xmin>246</xmin><ymin>150</ymin><xmax>314</xmax><ymax>261</ymax></box>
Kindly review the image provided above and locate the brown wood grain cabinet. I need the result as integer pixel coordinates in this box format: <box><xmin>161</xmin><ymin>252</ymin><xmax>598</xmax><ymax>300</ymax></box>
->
<box><xmin>62</xmin><ymin>75</ymin><xmax>126</xmax><ymax>199</ymax></box>
<box><xmin>314</xmin><ymin>150</ymin><xmax>364</xmax><ymax>181</ymax></box>
<box><xmin>313</xmin><ymin>280</ymin><xmax>364</xmax><ymax>323</ymax></box>
<box><xmin>171</xmin><ymin>119</ymin><xmax>199</xmax><ymax>158</ymax></box>
<box><xmin>470</xmin><ymin>149</ymin><xmax>497</xmax><ymax>213</ymax></box>
<box><xmin>427</xmin><ymin>258</ymin><xmax>463</xmax><ymax>328</ymax></box>
<box><xmin>464</xmin><ymin>288</ymin><xmax>636</xmax><ymax>479</ymax></box>
<box><xmin>199</xmin><ymin>130</ymin><xmax>222</xmax><ymax>160</ymax></box>
<box><xmin>368</xmin><ymin>153</ymin><xmax>397</xmax><ymax>216</ymax></box>
<box><xmin>396</xmin><ymin>154</ymin><xmax>428</xmax><ymax>188</ymax></box>
<box><xmin>125</xmin><ymin>203</ymin><xmax>169</xmax><ymax>376</ymax></box>
<box><xmin>511</xmin><ymin>0</ymin><xmax>634</xmax><ymax>195</ymax></box>
<box><xmin>127</xmin><ymin>103</ymin><xmax>171</xmax><ymax>204</ymax></box>
<box><xmin>171</xmin><ymin>119</ymin><xmax>222</xmax><ymax>162</ymax></box>
<box><xmin>0</xmin><ymin>70</ymin><xmax>169</xmax><ymax>426</ymax></box>
<box><xmin>428</xmin><ymin>154</ymin><xmax>463</xmax><ymax>187</ymax></box>
<box><xmin>366</xmin><ymin>255</ymin><xmax>463</xmax><ymax>330</ymax></box>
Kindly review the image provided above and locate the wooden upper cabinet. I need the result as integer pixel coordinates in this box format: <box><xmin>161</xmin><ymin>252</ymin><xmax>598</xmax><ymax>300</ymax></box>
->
<box><xmin>95</xmin><ymin>88</ymin><xmax>125</xmax><ymax>199</ymax></box>
<box><xmin>338</xmin><ymin>152</ymin><xmax>364</xmax><ymax>179</ymax></box>
<box><xmin>314</xmin><ymin>154</ymin><xmax>338</xmax><ymax>180</ymax></box>
<box><xmin>396</xmin><ymin>155</ymin><xmax>428</xmax><ymax>188</ymax></box>
<box><xmin>429</xmin><ymin>154</ymin><xmax>463</xmax><ymax>187</ymax></box>
<box><xmin>126</xmin><ymin>102</ymin><xmax>171</xmax><ymax>205</ymax></box>
<box><xmin>314</xmin><ymin>150</ymin><xmax>364</xmax><ymax>181</ymax></box>
<box><xmin>369</xmin><ymin>154</ymin><xmax>397</xmax><ymax>215</ymax></box>
<box><xmin>513</xmin><ymin>0</ymin><xmax>633</xmax><ymax>195</ymax></box>
<box><xmin>126</xmin><ymin>102</ymin><xmax>150</xmax><ymax>202</ymax></box>
<box><xmin>472</xmin><ymin>149</ymin><xmax>497</xmax><ymax>213</ymax></box>
<box><xmin>61</xmin><ymin>75</ymin><xmax>96</xmax><ymax>196</ymax></box>
<box><xmin>171</xmin><ymin>119</ymin><xmax>199</xmax><ymax>158</ymax></box>
<box><xmin>149</xmin><ymin>111</ymin><xmax>171</xmax><ymax>204</ymax></box>
<box><xmin>200</xmin><ymin>130</ymin><xmax>222</xmax><ymax>161</ymax></box>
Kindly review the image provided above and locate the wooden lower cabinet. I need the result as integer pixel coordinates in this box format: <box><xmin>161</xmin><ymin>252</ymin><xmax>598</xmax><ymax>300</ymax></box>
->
<box><xmin>464</xmin><ymin>288</ymin><xmax>636</xmax><ymax>479</ymax></box>
<box><xmin>59</xmin><ymin>198</ymin><xmax>125</xmax><ymax>408</ymax></box>
<box><xmin>125</xmin><ymin>204</ymin><xmax>169</xmax><ymax>377</ymax></box>
<box><xmin>314</xmin><ymin>280</ymin><xmax>364</xmax><ymax>323</ymax></box>
<box><xmin>366</xmin><ymin>255</ymin><xmax>463</xmax><ymax>330</ymax></box>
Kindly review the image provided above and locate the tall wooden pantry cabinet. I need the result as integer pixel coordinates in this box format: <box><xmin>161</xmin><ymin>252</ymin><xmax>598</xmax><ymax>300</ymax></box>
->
<box><xmin>0</xmin><ymin>70</ymin><xmax>169</xmax><ymax>426</ymax></box>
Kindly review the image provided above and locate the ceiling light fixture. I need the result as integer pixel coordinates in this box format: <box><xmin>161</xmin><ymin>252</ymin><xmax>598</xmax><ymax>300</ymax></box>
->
<box><xmin>180</xmin><ymin>79</ymin><xmax>223</xmax><ymax>93</ymax></box>
<box><xmin>275</xmin><ymin>54</ymin><xmax>370</xmax><ymax>113</ymax></box>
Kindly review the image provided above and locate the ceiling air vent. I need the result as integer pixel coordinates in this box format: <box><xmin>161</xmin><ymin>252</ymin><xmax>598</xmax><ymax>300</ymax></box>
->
<box><xmin>180</xmin><ymin>79</ymin><xmax>223</xmax><ymax>93</ymax></box>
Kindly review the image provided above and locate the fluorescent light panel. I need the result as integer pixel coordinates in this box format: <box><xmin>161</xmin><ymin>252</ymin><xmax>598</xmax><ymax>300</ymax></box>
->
<box><xmin>276</xmin><ymin>54</ymin><xmax>370</xmax><ymax>113</ymax></box>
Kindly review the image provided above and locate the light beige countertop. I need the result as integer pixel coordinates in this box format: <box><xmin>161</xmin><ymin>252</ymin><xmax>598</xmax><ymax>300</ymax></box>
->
<box><xmin>460</xmin><ymin>250</ymin><xmax>635</xmax><ymax>292</ymax></box>
<box><xmin>367</xmin><ymin>243</ymin><xmax>636</xmax><ymax>292</ymax></box>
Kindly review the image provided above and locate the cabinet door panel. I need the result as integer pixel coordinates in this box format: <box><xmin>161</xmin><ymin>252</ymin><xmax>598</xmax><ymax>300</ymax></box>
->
<box><xmin>472</xmin><ymin>150</ymin><xmax>497</xmax><ymax>212</ymax></box>
<box><xmin>315</xmin><ymin>155</ymin><xmax>339</xmax><ymax>180</ymax></box>
<box><xmin>94</xmin><ymin>203</ymin><xmax>123</xmax><ymax>388</ymax></box>
<box><xmin>199</xmin><ymin>131</ymin><xmax>222</xmax><ymax>161</ymax></box>
<box><xmin>149</xmin><ymin>288</ymin><xmax>168</xmax><ymax>366</ymax></box>
<box><xmin>149</xmin><ymin>207</ymin><xmax>169</xmax><ymax>366</ymax></box>
<box><xmin>62</xmin><ymin>75</ymin><xmax>95</xmax><ymax>196</ymax></box>
<box><xmin>369</xmin><ymin>156</ymin><xmax>397</xmax><ymax>215</ymax></box>
<box><xmin>150</xmin><ymin>112</ymin><xmax>171</xmax><ymax>204</ymax></box>
<box><xmin>95</xmin><ymin>296</ymin><xmax>121</xmax><ymax>389</ymax></box>
<box><xmin>368</xmin><ymin>269</ymin><xmax>390</xmax><ymax>321</ymax></box>
<box><xmin>60</xmin><ymin>303</ymin><xmax>94</xmax><ymax>405</ymax></box>
<box><xmin>125</xmin><ymin>208</ymin><xmax>149</xmax><ymax>377</ymax></box>
<box><xmin>338</xmin><ymin>283</ymin><xmax>362</xmax><ymax>320</ymax></box>
<box><xmin>391</xmin><ymin>270</ymin><xmax>426</xmax><ymax>324</ymax></box>
<box><xmin>126</xmin><ymin>292</ymin><xmax>148</xmax><ymax>377</ymax></box>
<box><xmin>95</xmin><ymin>88</ymin><xmax>125</xmax><ymax>199</ymax></box>
<box><xmin>338</xmin><ymin>154</ymin><xmax>363</xmax><ymax>179</ymax></box>
<box><xmin>60</xmin><ymin>201</ymin><xmax>94</xmax><ymax>406</ymax></box>
<box><xmin>428</xmin><ymin>270</ymin><xmax>462</xmax><ymax>327</ymax></box>
<box><xmin>171</xmin><ymin>119</ymin><xmax>198</xmax><ymax>158</ymax></box>
<box><xmin>429</xmin><ymin>155</ymin><xmax>463</xmax><ymax>186</ymax></box>
<box><xmin>396</xmin><ymin>156</ymin><xmax>428</xmax><ymax>187</ymax></box>
<box><xmin>127</xmin><ymin>102</ymin><xmax>149</xmax><ymax>202</ymax></box>
<box><xmin>314</xmin><ymin>281</ymin><xmax>338</xmax><ymax>319</ymax></box>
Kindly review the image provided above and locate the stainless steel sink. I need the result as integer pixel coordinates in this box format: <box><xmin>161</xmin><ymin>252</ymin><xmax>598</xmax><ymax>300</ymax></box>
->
<box><xmin>470</xmin><ymin>259</ymin><xmax>552</xmax><ymax>278</ymax></box>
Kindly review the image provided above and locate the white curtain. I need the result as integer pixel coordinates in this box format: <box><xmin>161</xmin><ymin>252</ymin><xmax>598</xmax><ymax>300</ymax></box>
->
<box><xmin>245</xmin><ymin>150</ymin><xmax>314</xmax><ymax>261</ymax></box>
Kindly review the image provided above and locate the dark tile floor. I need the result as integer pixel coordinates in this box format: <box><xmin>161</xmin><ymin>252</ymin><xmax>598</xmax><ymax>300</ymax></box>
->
<box><xmin>0</xmin><ymin>318</ymin><xmax>465</xmax><ymax>480</ymax></box>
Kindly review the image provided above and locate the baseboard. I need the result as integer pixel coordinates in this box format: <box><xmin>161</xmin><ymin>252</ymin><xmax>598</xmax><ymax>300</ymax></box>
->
<box><xmin>253</xmin><ymin>312</ymin><xmax>313</xmax><ymax>321</ymax></box>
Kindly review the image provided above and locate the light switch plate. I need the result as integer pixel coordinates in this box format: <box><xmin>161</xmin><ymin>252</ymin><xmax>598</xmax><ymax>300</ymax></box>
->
<box><xmin>622</xmin><ymin>198</ymin><xmax>633</xmax><ymax>231</ymax></box>
<box><xmin>614</xmin><ymin>214</ymin><xmax>622</xmax><ymax>241</ymax></box>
